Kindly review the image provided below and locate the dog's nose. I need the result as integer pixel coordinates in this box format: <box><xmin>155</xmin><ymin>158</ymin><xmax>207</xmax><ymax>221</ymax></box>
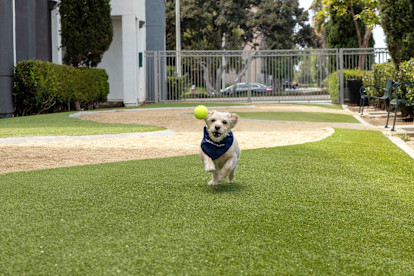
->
<box><xmin>215</xmin><ymin>125</ymin><xmax>221</xmax><ymax>131</ymax></box>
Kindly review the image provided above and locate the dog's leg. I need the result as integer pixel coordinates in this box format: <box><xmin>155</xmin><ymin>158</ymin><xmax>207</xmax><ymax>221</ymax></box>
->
<box><xmin>208</xmin><ymin>170</ymin><xmax>219</xmax><ymax>185</ymax></box>
<box><xmin>228</xmin><ymin>167</ymin><xmax>236</xmax><ymax>184</ymax></box>
<box><xmin>218</xmin><ymin>157</ymin><xmax>235</xmax><ymax>183</ymax></box>
<box><xmin>200</xmin><ymin>151</ymin><xmax>215</xmax><ymax>172</ymax></box>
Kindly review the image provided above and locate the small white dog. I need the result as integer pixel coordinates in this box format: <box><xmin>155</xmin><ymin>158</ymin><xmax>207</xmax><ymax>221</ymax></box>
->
<box><xmin>200</xmin><ymin>110</ymin><xmax>241</xmax><ymax>185</ymax></box>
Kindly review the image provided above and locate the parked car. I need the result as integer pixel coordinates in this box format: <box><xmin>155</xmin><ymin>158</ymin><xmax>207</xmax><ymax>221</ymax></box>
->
<box><xmin>220</xmin><ymin>82</ymin><xmax>273</xmax><ymax>95</ymax></box>
<box><xmin>283</xmin><ymin>81</ymin><xmax>298</xmax><ymax>90</ymax></box>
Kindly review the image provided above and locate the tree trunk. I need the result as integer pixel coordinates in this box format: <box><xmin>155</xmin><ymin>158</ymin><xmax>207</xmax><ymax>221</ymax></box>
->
<box><xmin>75</xmin><ymin>101</ymin><xmax>81</xmax><ymax>111</ymax></box>
<box><xmin>348</xmin><ymin>3</ymin><xmax>372</xmax><ymax>70</ymax></box>
<box><xmin>358</xmin><ymin>27</ymin><xmax>373</xmax><ymax>69</ymax></box>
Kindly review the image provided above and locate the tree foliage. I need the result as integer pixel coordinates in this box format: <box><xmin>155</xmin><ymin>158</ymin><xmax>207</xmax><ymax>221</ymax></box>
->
<box><xmin>379</xmin><ymin>0</ymin><xmax>414</xmax><ymax>67</ymax></box>
<box><xmin>323</xmin><ymin>4</ymin><xmax>374</xmax><ymax>49</ymax></box>
<box><xmin>166</xmin><ymin>0</ymin><xmax>315</xmax><ymax>51</ymax></box>
<box><xmin>315</xmin><ymin>0</ymin><xmax>379</xmax><ymax>49</ymax></box>
<box><xmin>59</xmin><ymin>0</ymin><xmax>113</xmax><ymax>68</ymax></box>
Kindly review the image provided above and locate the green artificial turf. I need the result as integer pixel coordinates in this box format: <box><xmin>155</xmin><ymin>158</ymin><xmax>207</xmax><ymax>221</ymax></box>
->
<box><xmin>1</xmin><ymin>129</ymin><xmax>414</xmax><ymax>274</ymax></box>
<box><xmin>237</xmin><ymin>111</ymin><xmax>359</xmax><ymax>123</ymax></box>
<box><xmin>286</xmin><ymin>103</ymin><xmax>344</xmax><ymax>110</ymax></box>
<box><xmin>0</xmin><ymin>112</ymin><xmax>164</xmax><ymax>138</ymax></box>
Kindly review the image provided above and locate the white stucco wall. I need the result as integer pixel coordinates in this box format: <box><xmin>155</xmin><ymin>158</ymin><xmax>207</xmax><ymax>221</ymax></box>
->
<box><xmin>99</xmin><ymin>17</ymin><xmax>123</xmax><ymax>102</ymax></box>
<box><xmin>97</xmin><ymin>0</ymin><xmax>147</xmax><ymax>106</ymax></box>
<box><xmin>51</xmin><ymin>3</ymin><xmax>62</xmax><ymax>64</ymax></box>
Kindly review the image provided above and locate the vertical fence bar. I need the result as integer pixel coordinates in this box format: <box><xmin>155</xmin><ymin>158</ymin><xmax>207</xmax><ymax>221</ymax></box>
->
<box><xmin>154</xmin><ymin>51</ymin><xmax>159</xmax><ymax>103</ymax></box>
<box><xmin>247</xmin><ymin>52</ymin><xmax>252</xmax><ymax>103</ymax></box>
<box><xmin>339</xmin><ymin>48</ymin><xmax>344</xmax><ymax>104</ymax></box>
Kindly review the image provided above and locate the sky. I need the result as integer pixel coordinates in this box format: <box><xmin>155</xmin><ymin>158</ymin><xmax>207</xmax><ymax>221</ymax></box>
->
<box><xmin>298</xmin><ymin>0</ymin><xmax>387</xmax><ymax>48</ymax></box>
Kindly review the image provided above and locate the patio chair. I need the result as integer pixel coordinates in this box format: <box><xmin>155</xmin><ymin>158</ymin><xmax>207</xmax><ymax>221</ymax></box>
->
<box><xmin>385</xmin><ymin>81</ymin><xmax>414</xmax><ymax>131</ymax></box>
<box><xmin>359</xmin><ymin>78</ymin><xmax>394</xmax><ymax>115</ymax></box>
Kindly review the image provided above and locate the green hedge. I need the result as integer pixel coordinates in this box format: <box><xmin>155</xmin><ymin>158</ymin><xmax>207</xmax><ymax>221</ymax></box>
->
<box><xmin>362</xmin><ymin>62</ymin><xmax>397</xmax><ymax>97</ymax></box>
<box><xmin>166</xmin><ymin>66</ymin><xmax>190</xmax><ymax>100</ymax></box>
<box><xmin>361</xmin><ymin>59</ymin><xmax>414</xmax><ymax>108</ymax></box>
<box><xmin>396</xmin><ymin>58</ymin><xmax>414</xmax><ymax>101</ymax></box>
<box><xmin>13</xmin><ymin>60</ymin><xmax>109</xmax><ymax>116</ymax></box>
<box><xmin>327</xmin><ymin>69</ymin><xmax>364</xmax><ymax>102</ymax></box>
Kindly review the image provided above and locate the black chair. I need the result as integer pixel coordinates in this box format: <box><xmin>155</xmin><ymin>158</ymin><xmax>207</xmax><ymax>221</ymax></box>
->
<box><xmin>385</xmin><ymin>81</ymin><xmax>414</xmax><ymax>131</ymax></box>
<box><xmin>359</xmin><ymin>78</ymin><xmax>394</xmax><ymax>115</ymax></box>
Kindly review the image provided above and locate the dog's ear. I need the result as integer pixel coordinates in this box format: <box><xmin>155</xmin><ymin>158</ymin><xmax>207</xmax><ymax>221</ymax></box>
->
<box><xmin>229</xmin><ymin>113</ymin><xmax>239</xmax><ymax>128</ymax></box>
<box><xmin>205</xmin><ymin>110</ymin><xmax>215</xmax><ymax>121</ymax></box>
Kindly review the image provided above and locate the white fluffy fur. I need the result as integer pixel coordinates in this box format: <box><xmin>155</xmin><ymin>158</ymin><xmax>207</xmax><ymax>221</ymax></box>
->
<box><xmin>200</xmin><ymin>111</ymin><xmax>241</xmax><ymax>185</ymax></box>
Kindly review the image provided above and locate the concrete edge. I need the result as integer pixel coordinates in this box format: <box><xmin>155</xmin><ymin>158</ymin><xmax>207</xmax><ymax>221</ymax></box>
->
<box><xmin>383</xmin><ymin>132</ymin><xmax>414</xmax><ymax>160</ymax></box>
<box><xmin>342</xmin><ymin>105</ymin><xmax>374</xmax><ymax>127</ymax></box>
<box><xmin>307</xmin><ymin>127</ymin><xmax>335</xmax><ymax>145</ymax></box>
<box><xmin>69</xmin><ymin>105</ymin><xmax>257</xmax><ymax>118</ymax></box>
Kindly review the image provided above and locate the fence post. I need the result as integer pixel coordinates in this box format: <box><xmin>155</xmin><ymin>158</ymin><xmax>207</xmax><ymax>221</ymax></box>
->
<box><xmin>154</xmin><ymin>51</ymin><xmax>159</xmax><ymax>103</ymax></box>
<box><xmin>339</xmin><ymin>48</ymin><xmax>344</xmax><ymax>105</ymax></box>
<box><xmin>247</xmin><ymin>51</ymin><xmax>252</xmax><ymax>103</ymax></box>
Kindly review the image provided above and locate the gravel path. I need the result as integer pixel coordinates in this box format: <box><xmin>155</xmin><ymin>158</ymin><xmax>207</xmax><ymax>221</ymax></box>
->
<box><xmin>0</xmin><ymin>104</ymin><xmax>379</xmax><ymax>174</ymax></box>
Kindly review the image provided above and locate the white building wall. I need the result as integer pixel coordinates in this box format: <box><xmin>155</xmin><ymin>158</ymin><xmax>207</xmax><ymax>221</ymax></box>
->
<box><xmin>51</xmin><ymin>3</ymin><xmax>62</xmax><ymax>64</ymax></box>
<box><xmin>98</xmin><ymin>0</ymin><xmax>147</xmax><ymax>106</ymax></box>
<box><xmin>50</xmin><ymin>0</ymin><xmax>149</xmax><ymax>105</ymax></box>
<box><xmin>99</xmin><ymin>17</ymin><xmax>123</xmax><ymax>102</ymax></box>
<box><xmin>121</xmin><ymin>14</ymin><xmax>138</xmax><ymax>105</ymax></box>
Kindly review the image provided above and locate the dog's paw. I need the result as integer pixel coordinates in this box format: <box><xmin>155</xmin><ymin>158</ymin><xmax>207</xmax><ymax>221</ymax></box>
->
<box><xmin>208</xmin><ymin>180</ymin><xmax>218</xmax><ymax>186</ymax></box>
<box><xmin>217</xmin><ymin>177</ymin><xmax>225</xmax><ymax>183</ymax></box>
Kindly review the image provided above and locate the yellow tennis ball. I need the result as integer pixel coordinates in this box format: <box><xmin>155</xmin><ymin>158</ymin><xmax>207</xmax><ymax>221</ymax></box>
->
<box><xmin>194</xmin><ymin>105</ymin><xmax>208</xmax><ymax>120</ymax></box>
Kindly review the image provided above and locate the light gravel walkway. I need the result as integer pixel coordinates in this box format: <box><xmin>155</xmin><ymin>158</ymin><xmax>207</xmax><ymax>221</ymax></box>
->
<box><xmin>0</xmin><ymin>103</ymin><xmax>412</xmax><ymax>174</ymax></box>
<box><xmin>0</xmin><ymin>130</ymin><xmax>174</xmax><ymax>145</ymax></box>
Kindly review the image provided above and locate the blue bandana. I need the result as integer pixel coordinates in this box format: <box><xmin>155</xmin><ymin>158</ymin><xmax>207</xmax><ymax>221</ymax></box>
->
<box><xmin>201</xmin><ymin>126</ymin><xmax>234</xmax><ymax>160</ymax></box>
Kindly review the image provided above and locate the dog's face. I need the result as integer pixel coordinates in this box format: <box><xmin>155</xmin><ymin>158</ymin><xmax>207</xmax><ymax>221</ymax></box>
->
<box><xmin>205</xmin><ymin>111</ymin><xmax>238</xmax><ymax>142</ymax></box>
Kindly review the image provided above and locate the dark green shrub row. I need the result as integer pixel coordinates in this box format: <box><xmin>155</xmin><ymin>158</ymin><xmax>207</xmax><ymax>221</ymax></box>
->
<box><xmin>13</xmin><ymin>60</ymin><xmax>109</xmax><ymax>116</ymax></box>
<box><xmin>363</xmin><ymin>59</ymin><xmax>414</xmax><ymax>100</ymax></box>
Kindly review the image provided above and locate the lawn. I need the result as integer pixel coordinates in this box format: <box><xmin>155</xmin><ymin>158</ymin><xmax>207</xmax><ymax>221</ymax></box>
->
<box><xmin>1</xmin><ymin>129</ymin><xmax>413</xmax><ymax>274</ymax></box>
<box><xmin>285</xmin><ymin>103</ymin><xmax>344</xmax><ymax>110</ymax></box>
<box><xmin>237</xmin><ymin>111</ymin><xmax>359</xmax><ymax>123</ymax></box>
<box><xmin>0</xmin><ymin>112</ymin><xmax>165</xmax><ymax>138</ymax></box>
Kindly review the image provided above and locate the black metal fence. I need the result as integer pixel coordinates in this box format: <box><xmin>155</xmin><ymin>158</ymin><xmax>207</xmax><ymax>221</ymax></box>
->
<box><xmin>146</xmin><ymin>48</ymin><xmax>390</xmax><ymax>104</ymax></box>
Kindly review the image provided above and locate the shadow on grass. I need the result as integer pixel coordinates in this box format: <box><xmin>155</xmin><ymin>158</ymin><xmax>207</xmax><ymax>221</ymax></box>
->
<box><xmin>204</xmin><ymin>182</ymin><xmax>245</xmax><ymax>194</ymax></box>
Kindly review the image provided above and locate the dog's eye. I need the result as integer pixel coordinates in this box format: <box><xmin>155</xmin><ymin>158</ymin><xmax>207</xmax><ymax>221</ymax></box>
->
<box><xmin>223</xmin><ymin>120</ymin><xmax>227</xmax><ymax>125</ymax></box>
<box><xmin>211</xmin><ymin>119</ymin><xmax>216</xmax><ymax>122</ymax></box>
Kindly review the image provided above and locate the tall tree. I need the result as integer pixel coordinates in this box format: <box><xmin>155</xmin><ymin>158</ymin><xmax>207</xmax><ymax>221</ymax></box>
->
<box><xmin>315</xmin><ymin>0</ymin><xmax>379</xmax><ymax>68</ymax></box>
<box><xmin>166</xmin><ymin>0</ymin><xmax>315</xmax><ymax>94</ymax></box>
<box><xmin>166</xmin><ymin>0</ymin><xmax>258</xmax><ymax>51</ymax></box>
<box><xmin>59</xmin><ymin>0</ymin><xmax>113</xmax><ymax>68</ymax></box>
<box><xmin>311</xmin><ymin>0</ymin><xmax>327</xmax><ymax>49</ymax></box>
<box><xmin>252</xmin><ymin>0</ymin><xmax>316</xmax><ymax>50</ymax></box>
<box><xmin>379</xmin><ymin>0</ymin><xmax>414</xmax><ymax>67</ymax></box>
<box><xmin>324</xmin><ymin>6</ymin><xmax>374</xmax><ymax>49</ymax></box>
<box><xmin>166</xmin><ymin>0</ymin><xmax>315</xmax><ymax>51</ymax></box>
<box><xmin>316</xmin><ymin>0</ymin><xmax>379</xmax><ymax>49</ymax></box>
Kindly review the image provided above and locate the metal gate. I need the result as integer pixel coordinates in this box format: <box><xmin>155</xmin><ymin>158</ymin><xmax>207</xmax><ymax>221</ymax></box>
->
<box><xmin>146</xmin><ymin>48</ymin><xmax>389</xmax><ymax>104</ymax></box>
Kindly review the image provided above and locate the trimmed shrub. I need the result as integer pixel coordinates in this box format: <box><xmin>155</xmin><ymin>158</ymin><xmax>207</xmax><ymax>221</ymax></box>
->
<box><xmin>13</xmin><ymin>60</ymin><xmax>109</xmax><ymax>116</ymax></box>
<box><xmin>166</xmin><ymin>66</ymin><xmax>190</xmax><ymax>100</ymax></box>
<box><xmin>396</xmin><ymin>58</ymin><xmax>414</xmax><ymax>100</ymax></box>
<box><xmin>362</xmin><ymin>62</ymin><xmax>397</xmax><ymax>97</ymax></box>
<box><xmin>327</xmin><ymin>69</ymin><xmax>364</xmax><ymax>102</ymax></box>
